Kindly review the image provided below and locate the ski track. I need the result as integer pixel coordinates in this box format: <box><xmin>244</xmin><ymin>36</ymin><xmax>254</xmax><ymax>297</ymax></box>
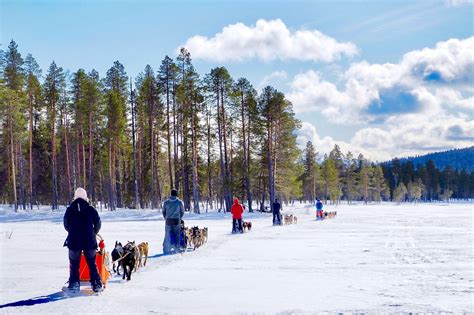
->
<box><xmin>0</xmin><ymin>203</ymin><xmax>473</xmax><ymax>314</ymax></box>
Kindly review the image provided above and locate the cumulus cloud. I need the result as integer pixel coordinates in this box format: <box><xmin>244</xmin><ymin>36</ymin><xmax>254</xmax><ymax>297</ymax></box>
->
<box><xmin>257</xmin><ymin>71</ymin><xmax>288</xmax><ymax>90</ymax></box>
<box><xmin>180</xmin><ymin>19</ymin><xmax>358</xmax><ymax>62</ymax></box>
<box><xmin>354</xmin><ymin>114</ymin><xmax>474</xmax><ymax>156</ymax></box>
<box><xmin>291</xmin><ymin>37</ymin><xmax>474</xmax><ymax>160</ymax></box>
<box><xmin>288</xmin><ymin>37</ymin><xmax>474</xmax><ymax>123</ymax></box>
<box><xmin>298</xmin><ymin>114</ymin><xmax>474</xmax><ymax>161</ymax></box>
<box><xmin>402</xmin><ymin>37</ymin><xmax>474</xmax><ymax>84</ymax></box>
<box><xmin>446</xmin><ymin>0</ymin><xmax>474</xmax><ymax>6</ymax></box>
<box><xmin>296</xmin><ymin>122</ymin><xmax>387</xmax><ymax>161</ymax></box>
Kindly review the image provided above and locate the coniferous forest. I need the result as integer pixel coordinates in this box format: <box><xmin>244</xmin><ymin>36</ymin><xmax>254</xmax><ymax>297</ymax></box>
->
<box><xmin>1</xmin><ymin>40</ymin><xmax>473</xmax><ymax>211</ymax></box>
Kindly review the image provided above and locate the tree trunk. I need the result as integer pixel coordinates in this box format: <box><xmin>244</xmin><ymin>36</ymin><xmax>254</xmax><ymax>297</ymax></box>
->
<box><xmin>28</xmin><ymin>92</ymin><xmax>34</xmax><ymax>210</ymax></box>
<box><xmin>192</xmin><ymin>101</ymin><xmax>200</xmax><ymax>214</ymax></box>
<box><xmin>267</xmin><ymin>116</ymin><xmax>275</xmax><ymax>212</ymax></box>
<box><xmin>182</xmin><ymin>108</ymin><xmax>191</xmax><ymax>212</ymax></box>
<box><xmin>130</xmin><ymin>83</ymin><xmax>140</xmax><ymax>209</ymax></box>
<box><xmin>221</xmin><ymin>89</ymin><xmax>232</xmax><ymax>211</ymax></box>
<box><xmin>81</xmin><ymin>128</ymin><xmax>87</xmax><ymax>191</ymax></box>
<box><xmin>51</xmin><ymin>99</ymin><xmax>58</xmax><ymax>210</ymax></box>
<box><xmin>18</xmin><ymin>141</ymin><xmax>26</xmax><ymax>210</ymax></box>
<box><xmin>217</xmin><ymin>93</ymin><xmax>226</xmax><ymax>211</ymax></box>
<box><xmin>108</xmin><ymin>140</ymin><xmax>115</xmax><ymax>210</ymax></box>
<box><xmin>207</xmin><ymin>105</ymin><xmax>212</xmax><ymax>212</ymax></box>
<box><xmin>88</xmin><ymin>111</ymin><xmax>95</xmax><ymax>203</ymax></box>
<box><xmin>64</xmin><ymin>113</ymin><xmax>72</xmax><ymax>201</ymax></box>
<box><xmin>138</xmin><ymin>125</ymin><xmax>144</xmax><ymax>209</ymax></box>
<box><xmin>241</xmin><ymin>91</ymin><xmax>252</xmax><ymax>212</ymax></box>
<box><xmin>150</xmin><ymin>101</ymin><xmax>156</xmax><ymax>209</ymax></box>
<box><xmin>155</xmin><ymin>148</ymin><xmax>162</xmax><ymax>208</ymax></box>
<box><xmin>166</xmin><ymin>77</ymin><xmax>173</xmax><ymax>190</ymax></box>
<box><xmin>9</xmin><ymin>115</ymin><xmax>18</xmax><ymax>211</ymax></box>
<box><xmin>173</xmin><ymin>87</ymin><xmax>180</xmax><ymax>192</ymax></box>
<box><xmin>115</xmin><ymin>145</ymin><xmax>122</xmax><ymax>208</ymax></box>
<box><xmin>76</xmin><ymin>129</ymin><xmax>81</xmax><ymax>188</ymax></box>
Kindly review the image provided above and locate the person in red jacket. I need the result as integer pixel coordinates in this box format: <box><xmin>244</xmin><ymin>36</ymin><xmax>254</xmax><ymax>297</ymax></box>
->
<box><xmin>231</xmin><ymin>198</ymin><xmax>244</xmax><ymax>234</ymax></box>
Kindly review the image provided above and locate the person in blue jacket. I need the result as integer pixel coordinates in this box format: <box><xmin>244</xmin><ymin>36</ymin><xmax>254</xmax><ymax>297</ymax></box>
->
<box><xmin>315</xmin><ymin>198</ymin><xmax>324</xmax><ymax>220</ymax></box>
<box><xmin>63</xmin><ymin>187</ymin><xmax>102</xmax><ymax>292</ymax></box>
<box><xmin>162</xmin><ymin>189</ymin><xmax>185</xmax><ymax>254</ymax></box>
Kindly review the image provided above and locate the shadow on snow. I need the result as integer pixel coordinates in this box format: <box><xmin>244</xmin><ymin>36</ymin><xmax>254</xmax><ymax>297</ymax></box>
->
<box><xmin>0</xmin><ymin>290</ymin><xmax>95</xmax><ymax>309</ymax></box>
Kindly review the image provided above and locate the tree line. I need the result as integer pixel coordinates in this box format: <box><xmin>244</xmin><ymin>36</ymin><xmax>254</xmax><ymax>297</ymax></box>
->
<box><xmin>0</xmin><ymin>40</ymin><xmax>301</xmax><ymax>212</ymax></box>
<box><xmin>300</xmin><ymin>141</ymin><xmax>474</xmax><ymax>204</ymax></box>
<box><xmin>1</xmin><ymin>40</ymin><xmax>473</xmax><ymax>212</ymax></box>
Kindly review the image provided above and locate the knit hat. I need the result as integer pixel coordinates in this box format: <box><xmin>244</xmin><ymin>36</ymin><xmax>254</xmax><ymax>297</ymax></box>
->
<box><xmin>74</xmin><ymin>187</ymin><xmax>89</xmax><ymax>202</ymax></box>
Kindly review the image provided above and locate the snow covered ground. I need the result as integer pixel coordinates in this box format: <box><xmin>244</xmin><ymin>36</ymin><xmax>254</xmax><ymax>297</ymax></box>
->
<box><xmin>0</xmin><ymin>202</ymin><xmax>472</xmax><ymax>314</ymax></box>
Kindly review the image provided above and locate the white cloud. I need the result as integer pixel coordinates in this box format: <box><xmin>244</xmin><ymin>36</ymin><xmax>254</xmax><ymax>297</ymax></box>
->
<box><xmin>435</xmin><ymin>88</ymin><xmax>474</xmax><ymax>110</ymax></box>
<box><xmin>353</xmin><ymin>114</ymin><xmax>474</xmax><ymax>157</ymax></box>
<box><xmin>180</xmin><ymin>19</ymin><xmax>358</xmax><ymax>62</ymax></box>
<box><xmin>288</xmin><ymin>37</ymin><xmax>474</xmax><ymax>123</ymax></box>
<box><xmin>401</xmin><ymin>37</ymin><xmax>474</xmax><ymax>84</ymax></box>
<box><xmin>257</xmin><ymin>71</ymin><xmax>288</xmax><ymax>90</ymax></box>
<box><xmin>446</xmin><ymin>0</ymin><xmax>474</xmax><ymax>6</ymax></box>
<box><xmin>291</xmin><ymin>37</ymin><xmax>474</xmax><ymax>160</ymax></box>
<box><xmin>296</xmin><ymin>122</ymin><xmax>379</xmax><ymax>160</ymax></box>
<box><xmin>298</xmin><ymin>114</ymin><xmax>474</xmax><ymax>162</ymax></box>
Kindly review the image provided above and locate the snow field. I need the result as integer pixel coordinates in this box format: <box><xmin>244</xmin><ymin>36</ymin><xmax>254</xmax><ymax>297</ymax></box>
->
<box><xmin>0</xmin><ymin>203</ymin><xmax>473</xmax><ymax>314</ymax></box>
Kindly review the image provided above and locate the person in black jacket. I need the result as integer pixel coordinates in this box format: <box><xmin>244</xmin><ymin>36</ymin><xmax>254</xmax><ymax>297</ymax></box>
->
<box><xmin>272</xmin><ymin>198</ymin><xmax>282</xmax><ymax>225</ymax></box>
<box><xmin>63</xmin><ymin>187</ymin><xmax>103</xmax><ymax>292</ymax></box>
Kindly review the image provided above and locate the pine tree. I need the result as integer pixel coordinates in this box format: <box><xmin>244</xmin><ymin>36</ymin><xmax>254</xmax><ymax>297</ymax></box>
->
<box><xmin>301</xmin><ymin>141</ymin><xmax>318</xmax><ymax>202</ymax></box>
<box><xmin>43</xmin><ymin>61</ymin><xmax>65</xmax><ymax>209</ymax></box>
<box><xmin>322</xmin><ymin>157</ymin><xmax>338</xmax><ymax>204</ymax></box>
<box><xmin>84</xmin><ymin>69</ymin><xmax>103</xmax><ymax>203</ymax></box>
<box><xmin>2</xmin><ymin>40</ymin><xmax>27</xmax><ymax>211</ymax></box>
<box><xmin>234</xmin><ymin>78</ymin><xmax>256</xmax><ymax>212</ymax></box>
<box><xmin>393</xmin><ymin>182</ymin><xmax>408</xmax><ymax>204</ymax></box>
<box><xmin>343</xmin><ymin>151</ymin><xmax>358</xmax><ymax>204</ymax></box>
<box><xmin>136</xmin><ymin>65</ymin><xmax>161</xmax><ymax>209</ymax></box>
<box><xmin>24</xmin><ymin>54</ymin><xmax>42</xmax><ymax>209</ymax></box>
<box><xmin>441</xmin><ymin>188</ymin><xmax>453</xmax><ymax>201</ymax></box>
<box><xmin>158</xmin><ymin>56</ymin><xmax>178</xmax><ymax>192</ymax></box>
<box><xmin>4</xmin><ymin>39</ymin><xmax>474</xmax><ymax>209</ymax></box>
<box><xmin>71</xmin><ymin>69</ymin><xmax>89</xmax><ymax>190</ymax></box>
<box><xmin>413</xmin><ymin>178</ymin><xmax>423</xmax><ymax>203</ymax></box>
<box><xmin>205</xmin><ymin>66</ymin><xmax>233</xmax><ymax>212</ymax></box>
<box><xmin>4</xmin><ymin>40</ymin><xmax>24</xmax><ymax>91</ymax></box>
<box><xmin>176</xmin><ymin>48</ymin><xmax>196</xmax><ymax>212</ymax></box>
<box><xmin>104</xmin><ymin>61</ymin><xmax>128</xmax><ymax>210</ymax></box>
<box><xmin>175</xmin><ymin>50</ymin><xmax>202</xmax><ymax>213</ymax></box>
<box><xmin>129</xmin><ymin>78</ymin><xmax>140</xmax><ymax>209</ymax></box>
<box><xmin>372</xmin><ymin>165</ymin><xmax>387</xmax><ymax>202</ymax></box>
<box><xmin>0</xmin><ymin>85</ymin><xmax>27</xmax><ymax>211</ymax></box>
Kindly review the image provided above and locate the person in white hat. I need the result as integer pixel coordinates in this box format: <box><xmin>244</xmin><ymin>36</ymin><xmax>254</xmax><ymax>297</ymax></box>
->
<box><xmin>63</xmin><ymin>187</ymin><xmax>103</xmax><ymax>292</ymax></box>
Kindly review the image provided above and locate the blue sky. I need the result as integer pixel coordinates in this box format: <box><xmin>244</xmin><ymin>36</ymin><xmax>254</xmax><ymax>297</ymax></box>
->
<box><xmin>2</xmin><ymin>0</ymin><xmax>473</xmax><ymax>160</ymax></box>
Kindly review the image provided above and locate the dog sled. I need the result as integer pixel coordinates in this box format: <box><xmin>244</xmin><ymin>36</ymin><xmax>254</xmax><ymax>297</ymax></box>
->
<box><xmin>78</xmin><ymin>234</ymin><xmax>110</xmax><ymax>288</ymax></box>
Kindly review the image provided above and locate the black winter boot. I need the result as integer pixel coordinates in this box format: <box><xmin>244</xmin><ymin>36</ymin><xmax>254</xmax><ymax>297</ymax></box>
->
<box><xmin>92</xmin><ymin>279</ymin><xmax>103</xmax><ymax>292</ymax></box>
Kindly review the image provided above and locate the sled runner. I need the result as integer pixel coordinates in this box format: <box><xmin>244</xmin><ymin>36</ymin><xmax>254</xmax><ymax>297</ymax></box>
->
<box><xmin>78</xmin><ymin>234</ymin><xmax>110</xmax><ymax>288</ymax></box>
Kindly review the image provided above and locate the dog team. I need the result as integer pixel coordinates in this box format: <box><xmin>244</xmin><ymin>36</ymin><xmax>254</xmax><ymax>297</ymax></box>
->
<box><xmin>111</xmin><ymin>241</ymin><xmax>149</xmax><ymax>281</ymax></box>
<box><xmin>63</xmin><ymin>188</ymin><xmax>335</xmax><ymax>291</ymax></box>
<box><xmin>183</xmin><ymin>225</ymin><xmax>208</xmax><ymax>250</ymax></box>
<box><xmin>283</xmin><ymin>214</ymin><xmax>298</xmax><ymax>225</ymax></box>
<box><xmin>315</xmin><ymin>198</ymin><xmax>337</xmax><ymax>220</ymax></box>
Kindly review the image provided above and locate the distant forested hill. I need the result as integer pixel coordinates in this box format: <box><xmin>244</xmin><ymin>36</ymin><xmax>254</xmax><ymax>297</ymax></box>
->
<box><xmin>399</xmin><ymin>146</ymin><xmax>474</xmax><ymax>172</ymax></box>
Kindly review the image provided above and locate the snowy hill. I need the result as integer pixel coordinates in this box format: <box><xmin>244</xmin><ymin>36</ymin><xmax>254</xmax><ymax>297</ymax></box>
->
<box><xmin>0</xmin><ymin>203</ymin><xmax>473</xmax><ymax>313</ymax></box>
